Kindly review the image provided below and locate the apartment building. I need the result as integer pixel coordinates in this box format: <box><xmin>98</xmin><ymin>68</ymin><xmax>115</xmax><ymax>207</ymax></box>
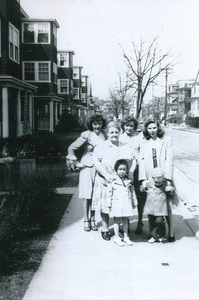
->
<box><xmin>0</xmin><ymin>0</ymin><xmax>37</xmax><ymax>138</ymax></box>
<box><xmin>0</xmin><ymin>0</ymin><xmax>96</xmax><ymax>137</ymax></box>
<box><xmin>21</xmin><ymin>17</ymin><xmax>63</xmax><ymax>133</ymax></box>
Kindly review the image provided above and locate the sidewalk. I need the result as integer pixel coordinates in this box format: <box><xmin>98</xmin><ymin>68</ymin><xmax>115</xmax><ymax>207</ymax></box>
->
<box><xmin>22</xmin><ymin>184</ymin><xmax>199</xmax><ymax>300</ymax></box>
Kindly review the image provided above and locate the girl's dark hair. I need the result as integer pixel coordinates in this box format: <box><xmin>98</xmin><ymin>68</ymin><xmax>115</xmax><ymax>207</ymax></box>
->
<box><xmin>114</xmin><ymin>159</ymin><xmax>129</xmax><ymax>172</ymax></box>
<box><xmin>143</xmin><ymin>118</ymin><xmax>164</xmax><ymax>140</ymax></box>
<box><xmin>121</xmin><ymin>115</ymin><xmax>138</xmax><ymax>132</ymax></box>
<box><xmin>87</xmin><ymin>113</ymin><xmax>107</xmax><ymax>130</ymax></box>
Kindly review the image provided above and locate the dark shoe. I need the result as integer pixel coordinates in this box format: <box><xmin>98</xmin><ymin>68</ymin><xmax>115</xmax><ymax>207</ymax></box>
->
<box><xmin>101</xmin><ymin>231</ymin><xmax>110</xmax><ymax>241</ymax></box>
<box><xmin>84</xmin><ymin>221</ymin><xmax>91</xmax><ymax>232</ymax></box>
<box><xmin>135</xmin><ymin>223</ymin><xmax>143</xmax><ymax>234</ymax></box>
<box><xmin>168</xmin><ymin>235</ymin><xmax>175</xmax><ymax>242</ymax></box>
<box><xmin>90</xmin><ymin>219</ymin><xmax>98</xmax><ymax>231</ymax></box>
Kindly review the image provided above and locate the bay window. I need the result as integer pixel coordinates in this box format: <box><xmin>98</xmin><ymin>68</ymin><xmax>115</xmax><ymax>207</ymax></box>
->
<box><xmin>58</xmin><ymin>53</ymin><xmax>69</xmax><ymax>67</ymax></box>
<box><xmin>58</xmin><ymin>79</ymin><xmax>69</xmax><ymax>94</ymax></box>
<box><xmin>22</xmin><ymin>22</ymin><xmax>50</xmax><ymax>44</ymax></box>
<box><xmin>9</xmin><ymin>23</ymin><xmax>19</xmax><ymax>63</ymax></box>
<box><xmin>23</xmin><ymin>61</ymin><xmax>50</xmax><ymax>82</ymax></box>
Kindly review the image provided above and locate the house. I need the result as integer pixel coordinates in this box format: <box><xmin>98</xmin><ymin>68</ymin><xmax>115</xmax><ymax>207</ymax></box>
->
<box><xmin>0</xmin><ymin>0</ymin><xmax>97</xmax><ymax>138</ymax></box>
<box><xmin>190</xmin><ymin>71</ymin><xmax>199</xmax><ymax>117</ymax></box>
<box><xmin>21</xmin><ymin>17</ymin><xmax>63</xmax><ymax>133</ymax></box>
<box><xmin>0</xmin><ymin>0</ymin><xmax>37</xmax><ymax>138</ymax></box>
<box><xmin>167</xmin><ymin>80</ymin><xmax>194</xmax><ymax>123</ymax></box>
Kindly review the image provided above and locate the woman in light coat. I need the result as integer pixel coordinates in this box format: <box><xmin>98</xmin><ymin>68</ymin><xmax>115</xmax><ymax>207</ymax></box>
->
<box><xmin>138</xmin><ymin>118</ymin><xmax>176</xmax><ymax>241</ymax></box>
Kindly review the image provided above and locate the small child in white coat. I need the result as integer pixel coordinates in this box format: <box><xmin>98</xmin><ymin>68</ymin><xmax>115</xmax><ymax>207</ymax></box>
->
<box><xmin>107</xmin><ymin>159</ymin><xmax>137</xmax><ymax>246</ymax></box>
<box><xmin>140</xmin><ymin>167</ymin><xmax>175</xmax><ymax>243</ymax></box>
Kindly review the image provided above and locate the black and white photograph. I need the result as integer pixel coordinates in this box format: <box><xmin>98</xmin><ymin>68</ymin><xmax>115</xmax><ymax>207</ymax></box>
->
<box><xmin>0</xmin><ymin>0</ymin><xmax>199</xmax><ymax>299</ymax></box>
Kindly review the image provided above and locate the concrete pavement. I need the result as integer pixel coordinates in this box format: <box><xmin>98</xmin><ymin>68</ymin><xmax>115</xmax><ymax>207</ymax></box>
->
<box><xmin>22</xmin><ymin>181</ymin><xmax>199</xmax><ymax>300</ymax></box>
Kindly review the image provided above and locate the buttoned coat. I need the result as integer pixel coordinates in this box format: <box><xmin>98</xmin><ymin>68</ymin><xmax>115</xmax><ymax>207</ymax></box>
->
<box><xmin>144</xmin><ymin>179</ymin><xmax>168</xmax><ymax>216</ymax></box>
<box><xmin>139</xmin><ymin>136</ymin><xmax>173</xmax><ymax>181</ymax></box>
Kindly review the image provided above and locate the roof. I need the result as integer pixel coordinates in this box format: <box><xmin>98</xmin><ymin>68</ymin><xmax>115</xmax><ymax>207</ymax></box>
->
<box><xmin>58</xmin><ymin>50</ymin><xmax>75</xmax><ymax>55</ymax></box>
<box><xmin>21</xmin><ymin>18</ymin><xmax>60</xmax><ymax>28</ymax></box>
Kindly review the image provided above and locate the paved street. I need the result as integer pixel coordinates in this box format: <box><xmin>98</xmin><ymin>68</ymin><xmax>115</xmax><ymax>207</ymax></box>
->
<box><xmin>165</xmin><ymin>126</ymin><xmax>199</xmax><ymax>185</ymax></box>
<box><xmin>22</xmin><ymin>127</ymin><xmax>199</xmax><ymax>300</ymax></box>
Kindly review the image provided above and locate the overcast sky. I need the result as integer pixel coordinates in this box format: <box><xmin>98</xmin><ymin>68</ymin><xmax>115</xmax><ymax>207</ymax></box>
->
<box><xmin>20</xmin><ymin>0</ymin><xmax>199</xmax><ymax>101</ymax></box>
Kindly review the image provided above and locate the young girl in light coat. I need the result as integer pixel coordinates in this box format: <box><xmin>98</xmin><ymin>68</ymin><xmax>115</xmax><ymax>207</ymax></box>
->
<box><xmin>107</xmin><ymin>159</ymin><xmax>137</xmax><ymax>246</ymax></box>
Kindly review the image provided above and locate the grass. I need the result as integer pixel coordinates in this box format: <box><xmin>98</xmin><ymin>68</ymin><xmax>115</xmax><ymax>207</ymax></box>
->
<box><xmin>0</xmin><ymin>133</ymin><xmax>80</xmax><ymax>300</ymax></box>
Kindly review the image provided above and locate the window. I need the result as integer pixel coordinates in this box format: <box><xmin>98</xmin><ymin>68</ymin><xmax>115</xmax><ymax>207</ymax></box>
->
<box><xmin>39</xmin><ymin>63</ymin><xmax>49</xmax><ymax>81</ymax></box>
<box><xmin>73</xmin><ymin>67</ymin><xmax>79</xmax><ymax>79</ymax></box>
<box><xmin>23</xmin><ymin>61</ymin><xmax>51</xmax><ymax>82</ymax></box>
<box><xmin>53</xmin><ymin>63</ymin><xmax>57</xmax><ymax>84</ymax></box>
<box><xmin>81</xmin><ymin>77</ymin><xmax>86</xmax><ymax>86</ymax></box>
<box><xmin>81</xmin><ymin>93</ymin><xmax>86</xmax><ymax>103</ymax></box>
<box><xmin>58</xmin><ymin>53</ymin><xmax>69</xmax><ymax>67</ymax></box>
<box><xmin>9</xmin><ymin>23</ymin><xmax>19</xmax><ymax>63</ymax></box>
<box><xmin>73</xmin><ymin>88</ymin><xmax>79</xmax><ymax>99</ymax></box>
<box><xmin>53</xmin><ymin>24</ymin><xmax>57</xmax><ymax>47</ymax></box>
<box><xmin>22</xmin><ymin>22</ymin><xmax>50</xmax><ymax>44</ymax></box>
<box><xmin>58</xmin><ymin>79</ymin><xmax>69</xmax><ymax>94</ymax></box>
<box><xmin>24</xmin><ymin>63</ymin><xmax>35</xmax><ymax>80</ymax></box>
<box><xmin>0</xmin><ymin>20</ymin><xmax>1</xmax><ymax>57</ymax></box>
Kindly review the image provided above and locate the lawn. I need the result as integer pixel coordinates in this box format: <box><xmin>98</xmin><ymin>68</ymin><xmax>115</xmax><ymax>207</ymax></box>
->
<box><xmin>0</xmin><ymin>133</ymin><xmax>80</xmax><ymax>300</ymax></box>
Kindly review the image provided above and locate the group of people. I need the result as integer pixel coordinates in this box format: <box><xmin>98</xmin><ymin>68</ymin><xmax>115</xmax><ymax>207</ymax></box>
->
<box><xmin>66</xmin><ymin>113</ymin><xmax>177</xmax><ymax>246</ymax></box>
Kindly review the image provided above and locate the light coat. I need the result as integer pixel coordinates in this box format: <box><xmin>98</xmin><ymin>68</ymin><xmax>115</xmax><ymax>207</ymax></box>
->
<box><xmin>139</xmin><ymin>136</ymin><xmax>173</xmax><ymax>181</ymax></box>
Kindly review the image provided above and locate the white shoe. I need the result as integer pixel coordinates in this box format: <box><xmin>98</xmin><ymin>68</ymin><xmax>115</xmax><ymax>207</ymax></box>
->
<box><xmin>123</xmin><ymin>237</ymin><xmax>133</xmax><ymax>246</ymax></box>
<box><xmin>148</xmin><ymin>237</ymin><xmax>157</xmax><ymax>244</ymax></box>
<box><xmin>114</xmin><ymin>237</ymin><xmax>125</xmax><ymax>247</ymax></box>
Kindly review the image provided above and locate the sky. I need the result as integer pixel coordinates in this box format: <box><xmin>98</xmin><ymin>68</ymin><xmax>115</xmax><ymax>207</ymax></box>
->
<box><xmin>20</xmin><ymin>0</ymin><xmax>199</xmax><ymax>101</ymax></box>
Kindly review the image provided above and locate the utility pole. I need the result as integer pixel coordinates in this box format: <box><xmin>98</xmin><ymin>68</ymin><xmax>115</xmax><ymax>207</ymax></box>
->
<box><xmin>164</xmin><ymin>69</ymin><xmax>168</xmax><ymax>126</ymax></box>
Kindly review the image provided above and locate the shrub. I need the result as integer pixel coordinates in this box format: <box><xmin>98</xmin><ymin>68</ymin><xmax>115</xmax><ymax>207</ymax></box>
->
<box><xmin>55</xmin><ymin>112</ymin><xmax>86</xmax><ymax>133</ymax></box>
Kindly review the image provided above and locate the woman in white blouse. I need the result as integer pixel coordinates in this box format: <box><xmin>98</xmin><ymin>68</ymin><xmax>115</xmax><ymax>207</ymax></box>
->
<box><xmin>66</xmin><ymin>114</ymin><xmax>107</xmax><ymax>232</ymax></box>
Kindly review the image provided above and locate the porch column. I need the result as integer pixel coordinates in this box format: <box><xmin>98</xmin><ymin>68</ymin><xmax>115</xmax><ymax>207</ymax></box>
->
<box><xmin>55</xmin><ymin>102</ymin><xmax>58</xmax><ymax>124</ymax></box>
<box><xmin>17</xmin><ymin>90</ymin><xmax>21</xmax><ymax>137</ymax></box>
<box><xmin>2</xmin><ymin>87</ymin><xmax>9</xmax><ymax>138</ymax></box>
<box><xmin>29</xmin><ymin>93</ymin><xmax>33</xmax><ymax>134</ymax></box>
<box><xmin>60</xmin><ymin>102</ymin><xmax>62</xmax><ymax>116</ymax></box>
<box><xmin>50</xmin><ymin>100</ymin><xmax>54</xmax><ymax>132</ymax></box>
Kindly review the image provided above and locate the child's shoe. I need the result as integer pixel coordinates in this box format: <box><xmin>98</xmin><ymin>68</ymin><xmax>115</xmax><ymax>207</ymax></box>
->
<box><xmin>123</xmin><ymin>237</ymin><xmax>133</xmax><ymax>246</ymax></box>
<box><xmin>148</xmin><ymin>237</ymin><xmax>157</xmax><ymax>243</ymax></box>
<box><xmin>158</xmin><ymin>237</ymin><xmax>167</xmax><ymax>243</ymax></box>
<box><xmin>114</xmin><ymin>237</ymin><xmax>125</xmax><ymax>246</ymax></box>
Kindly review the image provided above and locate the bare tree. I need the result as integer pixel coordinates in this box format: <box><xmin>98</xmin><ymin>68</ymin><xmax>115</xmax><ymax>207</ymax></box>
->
<box><xmin>121</xmin><ymin>36</ymin><xmax>174</xmax><ymax>119</ymax></box>
<box><xmin>107</xmin><ymin>73</ymin><xmax>134</xmax><ymax>120</ymax></box>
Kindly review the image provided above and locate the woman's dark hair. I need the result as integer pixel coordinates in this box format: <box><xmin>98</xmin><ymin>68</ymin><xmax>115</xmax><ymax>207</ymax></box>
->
<box><xmin>87</xmin><ymin>113</ymin><xmax>107</xmax><ymax>131</ymax></box>
<box><xmin>114</xmin><ymin>159</ymin><xmax>129</xmax><ymax>172</ymax></box>
<box><xmin>143</xmin><ymin>118</ymin><xmax>164</xmax><ymax>140</ymax></box>
<box><xmin>121</xmin><ymin>115</ymin><xmax>138</xmax><ymax>132</ymax></box>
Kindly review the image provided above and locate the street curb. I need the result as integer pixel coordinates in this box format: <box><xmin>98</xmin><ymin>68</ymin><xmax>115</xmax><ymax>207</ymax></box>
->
<box><xmin>171</xmin><ymin>127</ymin><xmax>199</xmax><ymax>134</ymax></box>
<box><xmin>176</xmin><ymin>201</ymin><xmax>199</xmax><ymax>241</ymax></box>
<box><xmin>174</xmin><ymin>166</ymin><xmax>199</xmax><ymax>241</ymax></box>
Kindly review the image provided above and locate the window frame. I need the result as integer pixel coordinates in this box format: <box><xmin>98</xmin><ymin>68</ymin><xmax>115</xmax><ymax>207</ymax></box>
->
<box><xmin>53</xmin><ymin>63</ymin><xmax>57</xmax><ymax>84</ymax></box>
<box><xmin>58</xmin><ymin>79</ymin><xmax>69</xmax><ymax>94</ymax></box>
<box><xmin>0</xmin><ymin>19</ymin><xmax>1</xmax><ymax>58</ymax></box>
<box><xmin>73</xmin><ymin>88</ymin><xmax>79</xmax><ymax>99</ymax></box>
<box><xmin>9</xmin><ymin>22</ymin><xmax>20</xmax><ymax>63</ymax></box>
<box><xmin>22</xmin><ymin>22</ymin><xmax>51</xmax><ymax>44</ymax></box>
<box><xmin>23</xmin><ymin>61</ymin><xmax>51</xmax><ymax>82</ymax></box>
<box><xmin>58</xmin><ymin>53</ymin><xmax>69</xmax><ymax>67</ymax></box>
